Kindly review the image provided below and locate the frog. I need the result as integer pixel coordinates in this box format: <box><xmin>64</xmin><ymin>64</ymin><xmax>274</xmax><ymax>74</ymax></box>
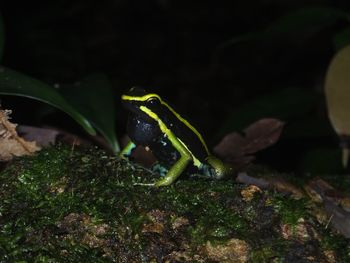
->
<box><xmin>120</xmin><ymin>87</ymin><xmax>233</xmax><ymax>186</ymax></box>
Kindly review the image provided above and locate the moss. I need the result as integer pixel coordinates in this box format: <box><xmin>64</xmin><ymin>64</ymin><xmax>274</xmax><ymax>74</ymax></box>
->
<box><xmin>0</xmin><ymin>144</ymin><xmax>349</xmax><ymax>262</ymax></box>
<box><xmin>320</xmin><ymin>229</ymin><xmax>350</xmax><ymax>261</ymax></box>
<box><xmin>250</xmin><ymin>239</ymin><xmax>288</xmax><ymax>262</ymax></box>
<box><xmin>270</xmin><ymin>194</ymin><xmax>309</xmax><ymax>226</ymax></box>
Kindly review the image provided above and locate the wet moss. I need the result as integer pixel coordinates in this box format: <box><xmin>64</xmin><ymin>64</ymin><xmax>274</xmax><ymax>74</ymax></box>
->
<box><xmin>271</xmin><ymin>194</ymin><xmax>309</xmax><ymax>226</ymax></box>
<box><xmin>320</xmin><ymin>228</ymin><xmax>350</xmax><ymax>260</ymax></box>
<box><xmin>0</xmin><ymin>144</ymin><xmax>349</xmax><ymax>262</ymax></box>
<box><xmin>249</xmin><ymin>238</ymin><xmax>288</xmax><ymax>262</ymax></box>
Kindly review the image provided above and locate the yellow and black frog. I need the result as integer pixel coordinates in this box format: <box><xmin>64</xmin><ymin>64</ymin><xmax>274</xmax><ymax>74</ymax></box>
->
<box><xmin>120</xmin><ymin>87</ymin><xmax>233</xmax><ymax>186</ymax></box>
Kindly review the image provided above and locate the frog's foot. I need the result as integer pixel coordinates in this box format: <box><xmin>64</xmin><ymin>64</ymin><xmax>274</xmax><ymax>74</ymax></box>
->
<box><xmin>153</xmin><ymin>155</ymin><xmax>191</xmax><ymax>186</ymax></box>
<box><xmin>119</xmin><ymin>154</ymin><xmax>129</xmax><ymax>161</ymax></box>
<box><xmin>204</xmin><ymin>156</ymin><xmax>234</xmax><ymax>180</ymax></box>
<box><xmin>119</xmin><ymin>141</ymin><xmax>136</xmax><ymax>159</ymax></box>
<box><xmin>151</xmin><ymin>163</ymin><xmax>168</xmax><ymax>177</ymax></box>
<box><xmin>154</xmin><ymin>174</ymin><xmax>178</xmax><ymax>187</ymax></box>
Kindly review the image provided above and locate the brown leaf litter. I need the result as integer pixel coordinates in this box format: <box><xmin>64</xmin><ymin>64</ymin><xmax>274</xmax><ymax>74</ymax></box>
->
<box><xmin>0</xmin><ymin>109</ymin><xmax>40</xmax><ymax>161</ymax></box>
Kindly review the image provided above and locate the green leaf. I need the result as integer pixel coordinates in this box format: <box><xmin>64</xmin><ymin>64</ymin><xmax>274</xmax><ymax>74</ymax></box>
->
<box><xmin>59</xmin><ymin>74</ymin><xmax>120</xmax><ymax>153</ymax></box>
<box><xmin>0</xmin><ymin>66</ymin><xmax>96</xmax><ymax>135</ymax></box>
<box><xmin>0</xmin><ymin>12</ymin><xmax>4</xmax><ymax>62</ymax></box>
<box><xmin>216</xmin><ymin>7</ymin><xmax>350</xmax><ymax>54</ymax></box>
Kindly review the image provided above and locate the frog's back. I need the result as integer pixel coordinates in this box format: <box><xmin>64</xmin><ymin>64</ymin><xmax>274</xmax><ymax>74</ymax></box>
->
<box><xmin>157</xmin><ymin>104</ymin><xmax>210</xmax><ymax>162</ymax></box>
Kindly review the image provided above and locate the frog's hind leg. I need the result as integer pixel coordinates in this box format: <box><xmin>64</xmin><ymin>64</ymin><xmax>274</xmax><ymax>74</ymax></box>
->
<box><xmin>203</xmin><ymin>155</ymin><xmax>234</xmax><ymax>180</ymax></box>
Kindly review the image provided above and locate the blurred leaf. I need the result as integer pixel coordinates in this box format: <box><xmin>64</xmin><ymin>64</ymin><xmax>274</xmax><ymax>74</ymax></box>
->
<box><xmin>214</xmin><ymin>118</ymin><xmax>285</xmax><ymax>170</ymax></box>
<box><xmin>17</xmin><ymin>125</ymin><xmax>60</xmax><ymax>147</ymax></box>
<box><xmin>325</xmin><ymin>44</ymin><xmax>350</xmax><ymax>167</ymax></box>
<box><xmin>218</xmin><ymin>87</ymin><xmax>318</xmax><ymax>136</ymax></box>
<box><xmin>214</xmin><ymin>118</ymin><xmax>284</xmax><ymax>158</ymax></box>
<box><xmin>59</xmin><ymin>74</ymin><xmax>120</xmax><ymax>153</ymax></box>
<box><xmin>216</xmin><ymin>7</ymin><xmax>350</xmax><ymax>56</ymax></box>
<box><xmin>0</xmin><ymin>66</ymin><xmax>96</xmax><ymax>136</ymax></box>
<box><xmin>333</xmin><ymin>28</ymin><xmax>350</xmax><ymax>51</ymax></box>
<box><xmin>0</xmin><ymin>12</ymin><xmax>4</xmax><ymax>62</ymax></box>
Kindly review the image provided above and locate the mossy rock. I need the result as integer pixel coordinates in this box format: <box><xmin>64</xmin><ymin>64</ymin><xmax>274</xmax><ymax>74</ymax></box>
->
<box><xmin>0</xmin><ymin>145</ymin><xmax>349</xmax><ymax>262</ymax></box>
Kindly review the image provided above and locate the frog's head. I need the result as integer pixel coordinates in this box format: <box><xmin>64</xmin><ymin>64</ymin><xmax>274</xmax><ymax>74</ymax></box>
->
<box><xmin>121</xmin><ymin>87</ymin><xmax>162</xmax><ymax>119</ymax></box>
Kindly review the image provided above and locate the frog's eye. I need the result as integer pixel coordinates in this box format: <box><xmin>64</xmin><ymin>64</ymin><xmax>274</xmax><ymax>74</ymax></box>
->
<box><xmin>147</xmin><ymin>97</ymin><xmax>160</xmax><ymax>105</ymax></box>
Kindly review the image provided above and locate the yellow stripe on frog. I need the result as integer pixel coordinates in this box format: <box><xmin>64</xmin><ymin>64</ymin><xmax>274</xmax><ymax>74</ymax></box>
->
<box><xmin>122</xmin><ymin>93</ymin><xmax>210</xmax><ymax>155</ymax></box>
<box><xmin>140</xmin><ymin>105</ymin><xmax>202</xmax><ymax>167</ymax></box>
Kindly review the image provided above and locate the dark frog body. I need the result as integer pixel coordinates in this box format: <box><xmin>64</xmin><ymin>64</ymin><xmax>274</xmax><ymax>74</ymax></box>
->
<box><xmin>120</xmin><ymin>87</ymin><xmax>233</xmax><ymax>186</ymax></box>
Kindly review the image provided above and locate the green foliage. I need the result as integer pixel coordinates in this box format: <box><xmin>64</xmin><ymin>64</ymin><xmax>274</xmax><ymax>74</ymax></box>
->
<box><xmin>60</xmin><ymin>74</ymin><xmax>119</xmax><ymax>153</ymax></box>
<box><xmin>0</xmin><ymin>67</ymin><xmax>97</xmax><ymax>136</ymax></box>
<box><xmin>0</xmin><ymin>15</ymin><xmax>120</xmax><ymax>152</ymax></box>
<box><xmin>0</xmin><ymin>66</ymin><xmax>122</xmax><ymax>152</ymax></box>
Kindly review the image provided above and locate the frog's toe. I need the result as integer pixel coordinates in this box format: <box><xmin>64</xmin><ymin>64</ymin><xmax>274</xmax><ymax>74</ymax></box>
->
<box><xmin>151</xmin><ymin>163</ymin><xmax>168</xmax><ymax>177</ymax></box>
<box><xmin>154</xmin><ymin>177</ymin><xmax>176</xmax><ymax>187</ymax></box>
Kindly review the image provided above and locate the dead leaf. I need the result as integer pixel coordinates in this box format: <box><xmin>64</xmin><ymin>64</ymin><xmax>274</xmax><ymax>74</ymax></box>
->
<box><xmin>236</xmin><ymin>172</ymin><xmax>304</xmax><ymax>199</ymax></box>
<box><xmin>0</xmin><ymin>109</ymin><xmax>40</xmax><ymax>161</ymax></box>
<box><xmin>171</xmin><ymin>216</ymin><xmax>189</xmax><ymax>229</ymax></box>
<box><xmin>213</xmin><ymin>118</ymin><xmax>285</xmax><ymax>168</ymax></box>
<box><xmin>267</xmin><ymin>177</ymin><xmax>304</xmax><ymax>199</ymax></box>
<box><xmin>17</xmin><ymin>125</ymin><xmax>112</xmax><ymax>153</ymax></box>
<box><xmin>236</xmin><ymin>172</ymin><xmax>270</xmax><ymax>189</ymax></box>
<box><xmin>17</xmin><ymin>125</ymin><xmax>60</xmax><ymax>147</ymax></box>
<box><xmin>240</xmin><ymin>185</ymin><xmax>262</xmax><ymax>202</ymax></box>
<box><xmin>142</xmin><ymin>222</ymin><xmax>165</xmax><ymax>234</ymax></box>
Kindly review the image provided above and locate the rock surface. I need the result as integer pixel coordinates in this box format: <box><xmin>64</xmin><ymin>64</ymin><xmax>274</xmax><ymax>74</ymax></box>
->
<box><xmin>0</xmin><ymin>145</ymin><xmax>349</xmax><ymax>262</ymax></box>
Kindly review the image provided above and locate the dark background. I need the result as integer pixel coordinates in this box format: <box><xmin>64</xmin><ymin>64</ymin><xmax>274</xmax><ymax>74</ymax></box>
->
<box><xmin>1</xmin><ymin>0</ymin><xmax>349</xmax><ymax>174</ymax></box>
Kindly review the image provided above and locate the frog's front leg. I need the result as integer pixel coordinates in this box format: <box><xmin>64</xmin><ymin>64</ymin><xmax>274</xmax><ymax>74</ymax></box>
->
<box><xmin>120</xmin><ymin>141</ymin><xmax>136</xmax><ymax>159</ymax></box>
